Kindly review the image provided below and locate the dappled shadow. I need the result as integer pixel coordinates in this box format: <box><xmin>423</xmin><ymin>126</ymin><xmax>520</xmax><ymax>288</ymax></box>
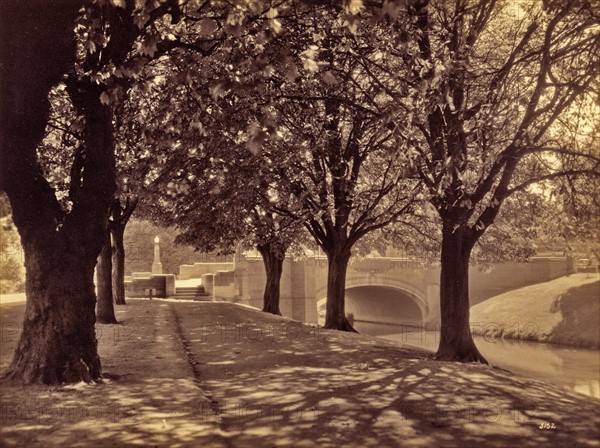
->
<box><xmin>551</xmin><ymin>281</ymin><xmax>600</xmax><ymax>348</ymax></box>
<box><xmin>0</xmin><ymin>377</ymin><xmax>223</xmax><ymax>448</ymax></box>
<box><xmin>1</xmin><ymin>300</ymin><xmax>599</xmax><ymax>447</ymax></box>
<box><xmin>1</xmin><ymin>300</ymin><xmax>225</xmax><ymax>447</ymax></box>
<box><xmin>173</xmin><ymin>302</ymin><xmax>600</xmax><ymax>447</ymax></box>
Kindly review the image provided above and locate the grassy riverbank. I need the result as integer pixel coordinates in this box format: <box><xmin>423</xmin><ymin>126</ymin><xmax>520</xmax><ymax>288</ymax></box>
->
<box><xmin>470</xmin><ymin>273</ymin><xmax>600</xmax><ymax>348</ymax></box>
<box><xmin>1</xmin><ymin>299</ymin><xmax>599</xmax><ymax>447</ymax></box>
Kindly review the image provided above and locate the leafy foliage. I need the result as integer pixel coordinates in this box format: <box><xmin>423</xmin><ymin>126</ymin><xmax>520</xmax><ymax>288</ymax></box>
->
<box><xmin>0</xmin><ymin>213</ymin><xmax>25</xmax><ymax>294</ymax></box>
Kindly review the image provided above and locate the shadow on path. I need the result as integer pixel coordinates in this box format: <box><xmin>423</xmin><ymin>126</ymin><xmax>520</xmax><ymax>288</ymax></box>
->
<box><xmin>173</xmin><ymin>302</ymin><xmax>600</xmax><ymax>448</ymax></box>
<box><xmin>0</xmin><ymin>300</ymin><xmax>225</xmax><ymax>448</ymax></box>
<box><xmin>1</xmin><ymin>300</ymin><xmax>598</xmax><ymax>447</ymax></box>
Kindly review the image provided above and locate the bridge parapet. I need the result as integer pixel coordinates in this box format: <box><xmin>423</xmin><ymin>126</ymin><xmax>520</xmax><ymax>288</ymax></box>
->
<box><xmin>469</xmin><ymin>257</ymin><xmax>570</xmax><ymax>305</ymax></box>
<box><xmin>175</xmin><ymin>254</ymin><xmax>572</xmax><ymax>326</ymax></box>
<box><xmin>179</xmin><ymin>262</ymin><xmax>234</xmax><ymax>280</ymax></box>
<box><xmin>351</xmin><ymin>257</ymin><xmax>428</xmax><ymax>273</ymax></box>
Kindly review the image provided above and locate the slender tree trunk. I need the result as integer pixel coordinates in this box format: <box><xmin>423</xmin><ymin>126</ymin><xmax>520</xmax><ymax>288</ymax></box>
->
<box><xmin>96</xmin><ymin>224</ymin><xmax>117</xmax><ymax>324</ymax></box>
<box><xmin>257</xmin><ymin>243</ymin><xmax>284</xmax><ymax>316</ymax></box>
<box><xmin>111</xmin><ymin>222</ymin><xmax>127</xmax><ymax>305</ymax></box>
<box><xmin>435</xmin><ymin>224</ymin><xmax>487</xmax><ymax>363</ymax></box>
<box><xmin>323</xmin><ymin>245</ymin><xmax>356</xmax><ymax>332</ymax></box>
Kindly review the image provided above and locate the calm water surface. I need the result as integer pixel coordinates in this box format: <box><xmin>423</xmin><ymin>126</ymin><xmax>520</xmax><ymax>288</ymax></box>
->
<box><xmin>355</xmin><ymin>321</ymin><xmax>600</xmax><ymax>400</ymax></box>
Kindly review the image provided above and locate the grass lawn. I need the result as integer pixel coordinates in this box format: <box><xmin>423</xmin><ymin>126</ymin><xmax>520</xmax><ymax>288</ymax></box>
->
<box><xmin>471</xmin><ymin>273</ymin><xmax>600</xmax><ymax>348</ymax></box>
<box><xmin>1</xmin><ymin>299</ymin><xmax>599</xmax><ymax>447</ymax></box>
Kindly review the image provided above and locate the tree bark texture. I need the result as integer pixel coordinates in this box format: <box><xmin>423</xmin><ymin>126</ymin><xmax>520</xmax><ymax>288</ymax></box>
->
<box><xmin>2</xmin><ymin>15</ymin><xmax>116</xmax><ymax>383</ymax></box>
<box><xmin>323</xmin><ymin>246</ymin><xmax>357</xmax><ymax>332</ymax></box>
<box><xmin>257</xmin><ymin>243</ymin><xmax>284</xmax><ymax>316</ymax></box>
<box><xmin>110</xmin><ymin>198</ymin><xmax>136</xmax><ymax>306</ymax></box>
<box><xmin>96</xmin><ymin>224</ymin><xmax>118</xmax><ymax>324</ymax></box>
<box><xmin>111</xmin><ymin>221</ymin><xmax>127</xmax><ymax>305</ymax></box>
<box><xmin>3</xmin><ymin>242</ymin><xmax>102</xmax><ymax>384</ymax></box>
<box><xmin>0</xmin><ymin>1</ymin><xmax>114</xmax><ymax>385</ymax></box>
<box><xmin>435</xmin><ymin>224</ymin><xmax>488</xmax><ymax>363</ymax></box>
<box><xmin>4</xmin><ymin>87</ymin><xmax>116</xmax><ymax>384</ymax></box>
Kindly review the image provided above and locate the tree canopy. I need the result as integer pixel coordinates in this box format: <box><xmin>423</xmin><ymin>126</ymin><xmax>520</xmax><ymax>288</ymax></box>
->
<box><xmin>1</xmin><ymin>0</ymin><xmax>598</xmax><ymax>384</ymax></box>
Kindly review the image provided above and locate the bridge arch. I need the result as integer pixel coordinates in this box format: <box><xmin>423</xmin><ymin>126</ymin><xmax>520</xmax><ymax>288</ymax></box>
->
<box><xmin>316</xmin><ymin>281</ymin><xmax>428</xmax><ymax>327</ymax></box>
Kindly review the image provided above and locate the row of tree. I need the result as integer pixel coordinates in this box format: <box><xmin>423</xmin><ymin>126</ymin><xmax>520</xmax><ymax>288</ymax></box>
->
<box><xmin>1</xmin><ymin>0</ymin><xmax>598</xmax><ymax>384</ymax></box>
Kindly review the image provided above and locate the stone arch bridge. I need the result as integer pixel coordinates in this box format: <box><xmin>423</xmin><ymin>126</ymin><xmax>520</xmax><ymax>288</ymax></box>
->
<box><xmin>176</xmin><ymin>255</ymin><xmax>572</xmax><ymax>326</ymax></box>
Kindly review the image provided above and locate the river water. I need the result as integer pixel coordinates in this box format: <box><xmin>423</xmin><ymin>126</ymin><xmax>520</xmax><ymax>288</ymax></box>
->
<box><xmin>354</xmin><ymin>321</ymin><xmax>600</xmax><ymax>400</ymax></box>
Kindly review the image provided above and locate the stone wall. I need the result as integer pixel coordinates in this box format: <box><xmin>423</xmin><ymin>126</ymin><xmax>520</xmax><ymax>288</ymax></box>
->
<box><xmin>231</xmin><ymin>257</ymin><xmax>324</xmax><ymax>324</ymax></box>
<box><xmin>201</xmin><ymin>273</ymin><xmax>215</xmax><ymax>296</ymax></box>
<box><xmin>290</xmin><ymin>261</ymin><xmax>318</xmax><ymax>323</ymax></box>
<box><xmin>125</xmin><ymin>274</ymin><xmax>176</xmax><ymax>298</ymax></box>
<box><xmin>469</xmin><ymin>257</ymin><xmax>570</xmax><ymax>305</ymax></box>
<box><xmin>214</xmin><ymin>270</ymin><xmax>237</xmax><ymax>299</ymax></box>
<box><xmin>179</xmin><ymin>262</ymin><xmax>234</xmax><ymax>280</ymax></box>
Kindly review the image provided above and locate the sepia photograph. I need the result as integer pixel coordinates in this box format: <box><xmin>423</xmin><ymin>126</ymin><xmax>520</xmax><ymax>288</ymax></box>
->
<box><xmin>1</xmin><ymin>0</ymin><xmax>599</xmax><ymax>447</ymax></box>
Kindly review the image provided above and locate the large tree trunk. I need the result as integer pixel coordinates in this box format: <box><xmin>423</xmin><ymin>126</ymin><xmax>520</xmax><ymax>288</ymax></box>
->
<box><xmin>1</xmin><ymin>2</ymin><xmax>110</xmax><ymax>385</ymax></box>
<box><xmin>257</xmin><ymin>243</ymin><xmax>284</xmax><ymax>316</ymax></box>
<box><xmin>4</xmin><ymin>242</ymin><xmax>102</xmax><ymax>384</ymax></box>
<box><xmin>96</xmin><ymin>224</ymin><xmax>118</xmax><ymax>324</ymax></box>
<box><xmin>435</xmin><ymin>224</ymin><xmax>487</xmax><ymax>363</ymax></box>
<box><xmin>3</xmin><ymin>85</ymin><xmax>116</xmax><ymax>384</ymax></box>
<box><xmin>323</xmin><ymin>245</ymin><xmax>356</xmax><ymax>332</ymax></box>
<box><xmin>111</xmin><ymin>221</ymin><xmax>127</xmax><ymax>305</ymax></box>
<box><xmin>2</xmin><ymin>82</ymin><xmax>115</xmax><ymax>384</ymax></box>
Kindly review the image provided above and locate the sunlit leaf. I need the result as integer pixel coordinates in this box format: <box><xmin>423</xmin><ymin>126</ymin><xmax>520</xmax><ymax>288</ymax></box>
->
<box><xmin>321</xmin><ymin>71</ymin><xmax>339</xmax><ymax>85</ymax></box>
<box><xmin>100</xmin><ymin>91</ymin><xmax>112</xmax><ymax>105</ymax></box>
<box><xmin>199</xmin><ymin>18</ymin><xmax>218</xmax><ymax>36</ymax></box>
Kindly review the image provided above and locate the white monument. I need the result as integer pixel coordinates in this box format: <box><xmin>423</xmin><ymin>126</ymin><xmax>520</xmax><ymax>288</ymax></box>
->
<box><xmin>152</xmin><ymin>236</ymin><xmax>163</xmax><ymax>274</ymax></box>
